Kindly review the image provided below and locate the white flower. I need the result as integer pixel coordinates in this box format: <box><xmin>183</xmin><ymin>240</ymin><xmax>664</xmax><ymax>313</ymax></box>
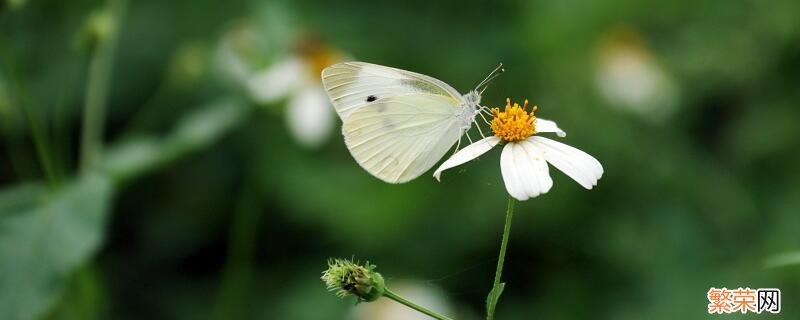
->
<box><xmin>595</xmin><ymin>26</ymin><xmax>678</xmax><ymax>121</ymax></box>
<box><xmin>434</xmin><ymin>99</ymin><xmax>603</xmax><ymax>201</ymax></box>
<box><xmin>247</xmin><ymin>56</ymin><xmax>336</xmax><ymax>148</ymax></box>
<box><xmin>215</xmin><ymin>25</ymin><xmax>342</xmax><ymax>148</ymax></box>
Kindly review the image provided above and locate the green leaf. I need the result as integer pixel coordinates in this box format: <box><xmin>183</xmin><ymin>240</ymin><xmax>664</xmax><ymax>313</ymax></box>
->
<box><xmin>0</xmin><ymin>174</ymin><xmax>113</xmax><ymax>320</ymax></box>
<box><xmin>102</xmin><ymin>97</ymin><xmax>246</xmax><ymax>183</ymax></box>
<box><xmin>485</xmin><ymin>282</ymin><xmax>505</xmax><ymax>319</ymax></box>
<box><xmin>46</xmin><ymin>266</ymin><xmax>106</xmax><ymax>320</ymax></box>
<box><xmin>0</xmin><ymin>183</ymin><xmax>45</xmax><ymax>216</ymax></box>
<box><xmin>764</xmin><ymin>251</ymin><xmax>800</xmax><ymax>269</ymax></box>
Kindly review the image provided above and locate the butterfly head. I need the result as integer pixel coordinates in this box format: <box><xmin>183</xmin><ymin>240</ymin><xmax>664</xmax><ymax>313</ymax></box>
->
<box><xmin>457</xmin><ymin>63</ymin><xmax>505</xmax><ymax>128</ymax></box>
<box><xmin>463</xmin><ymin>90</ymin><xmax>482</xmax><ymax>106</ymax></box>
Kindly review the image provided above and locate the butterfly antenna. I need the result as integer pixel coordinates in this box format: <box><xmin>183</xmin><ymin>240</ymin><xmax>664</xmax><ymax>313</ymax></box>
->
<box><xmin>475</xmin><ymin>63</ymin><xmax>505</xmax><ymax>94</ymax></box>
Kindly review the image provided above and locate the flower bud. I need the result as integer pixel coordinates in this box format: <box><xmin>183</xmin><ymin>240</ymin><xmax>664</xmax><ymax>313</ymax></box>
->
<box><xmin>76</xmin><ymin>9</ymin><xmax>113</xmax><ymax>52</ymax></box>
<box><xmin>321</xmin><ymin>258</ymin><xmax>385</xmax><ymax>302</ymax></box>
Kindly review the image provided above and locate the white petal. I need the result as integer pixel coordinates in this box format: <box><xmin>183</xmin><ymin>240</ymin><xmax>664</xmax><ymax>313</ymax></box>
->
<box><xmin>500</xmin><ymin>142</ymin><xmax>553</xmax><ymax>201</ymax></box>
<box><xmin>433</xmin><ymin>136</ymin><xmax>500</xmax><ymax>181</ymax></box>
<box><xmin>519</xmin><ymin>141</ymin><xmax>553</xmax><ymax>194</ymax></box>
<box><xmin>247</xmin><ymin>56</ymin><xmax>307</xmax><ymax>104</ymax></box>
<box><xmin>286</xmin><ymin>86</ymin><xmax>335</xmax><ymax>149</ymax></box>
<box><xmin>529</xmin><ymin>136</ymin><xmax>603</xmax><ymax>189</ymax></box>
<box><xmin>535</xmin><ymin>118</ymin><xmax>566</xmax><ymax>137</ymax></box>
<box><xmin>500</xmin><ymin>143</ymin><xmax>528</xmax><ymax>201</ymax></box>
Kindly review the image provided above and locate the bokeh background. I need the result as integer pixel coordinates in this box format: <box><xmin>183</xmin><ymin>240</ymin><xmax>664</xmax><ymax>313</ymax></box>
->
<box><xmin>1</xmin><ymin>0</ymin><xmax>799</xmax><ymax>319</ymax></box>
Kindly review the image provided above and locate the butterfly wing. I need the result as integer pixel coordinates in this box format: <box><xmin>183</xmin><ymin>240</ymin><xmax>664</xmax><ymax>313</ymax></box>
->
<box><xmin>342</xmin><ymin>93</ymin><xmax>465</xmax><ymax>183</ymax></box>
<box><xmin>321</xmin><ymin>61</ymin><xmax>463</xmax><ymax>119</ymax></box>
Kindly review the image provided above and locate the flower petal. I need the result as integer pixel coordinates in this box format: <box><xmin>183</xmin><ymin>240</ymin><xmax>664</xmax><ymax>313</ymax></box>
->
<box><xmin>529</xmin><ymin>136</ymin><xmax>603</xmax><ymax>189</ymax></box>
<box><xmin>500</xmin><ymin>142</ymin><xmax>553</xmax><ymax>201</ymax></box>
<box><xmin>535</xmin><ymin>118</ymin><xmax>566</xmax><ymax>137</ymax></box>
<box><xmin>286</xmin><ymin>85</ymin><xmax>335</xmax><ymax>149</ymax></box>
<box><xmin>500</xmin><ymin>143</ymin><xmax>528</xmax><ymax>200</ymax></box>
<box><xmin>247</xmin><ymin>56</ymin><xmax>307</xmax><ymax>104</ymax></box>
<box><xmin>433</xmin><ymin>136</ymin><xmax>500</xmax><ymax>181</ymax></box>
<box><xmin>519</xmin><ymin>140</ymin><xmax>553</xmax><ymax>195</ymax></box>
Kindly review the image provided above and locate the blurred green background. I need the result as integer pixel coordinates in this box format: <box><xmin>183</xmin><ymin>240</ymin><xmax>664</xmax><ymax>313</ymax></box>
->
<box><xmin>1</xmin><ymin>0</ymin><xmax>799</xmax><ymax>319</ymax></box>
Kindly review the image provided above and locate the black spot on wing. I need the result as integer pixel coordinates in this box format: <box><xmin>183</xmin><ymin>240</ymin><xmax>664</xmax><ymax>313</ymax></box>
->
<box><xmin>366</xmin><ymin>95</ymin><xmax>377</xmax><ymax>102</ymax></box>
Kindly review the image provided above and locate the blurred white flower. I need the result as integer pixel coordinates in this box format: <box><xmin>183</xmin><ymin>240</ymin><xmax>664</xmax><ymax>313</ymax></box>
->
<box><xmin>285</xmin><ymin>84</ymin><xmax>334</xmax><ymax>148</ymax></box>
<box><xmin>349</xmin><ymin>281</ymin><xmax>454</xmax><ymax>320</ymax></box>
<box><xmin>215</xmin><ymin>22</ymin><xmax>269</xmax><ymax>84</ymax></box>
<box><xmin>595</xmin><ymin>27</ymin><xmax>679</xmax><ymax>122</ymax></box>
<box><xmin>245</xmin><ymin>57</ymin><xmax>305</xmax><ymax>103</ymax></box>
<box><xmin>435</xmin><ymin>99</ymin><xmax>602</xmax><ymax>201</ymax></box>
<box><xmin>216</xmin><ymin>23</ymin><xmax>344</xmax><ymax>148</ymax></box>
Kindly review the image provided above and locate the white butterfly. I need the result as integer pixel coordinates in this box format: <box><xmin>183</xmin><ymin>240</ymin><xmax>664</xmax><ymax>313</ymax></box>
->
<box><xmin>321</xmin><ymin>61</ymin><xmax>503</xmax><ymax>183</ymax></box>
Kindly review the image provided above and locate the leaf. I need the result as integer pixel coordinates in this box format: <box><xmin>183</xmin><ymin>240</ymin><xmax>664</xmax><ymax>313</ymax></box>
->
<box><xmin>0</xmin><ymin>183</ymin><xmax>46</xmax><ymax>216</ymax></box>
<box><xmin>0</xmin><ymin>98</ymin><xmax>244</xmax><ymax>320</ymax></box>
<box><xmin>0</xmin><ymin>174</ymin><xmax>113</xmax><ymax>320</ymax></box>
<box><xmin>46</xmin><ymin>266</ymin><xmax>106</xmax><ymax>320</ymax></box>
<box><xmin>485</xmin><ymin>282</ymin><xmax>505</xmax><ymax>319</ymax></box>
<box><xmin>102</xmin><ymin>97</ymin><xmax>246</xmax><ymax>183</ymax></box>
<box><xmin>764</xmin><ymin>251</ymin><xmax>800</xmax><ymax>269</ymax></box>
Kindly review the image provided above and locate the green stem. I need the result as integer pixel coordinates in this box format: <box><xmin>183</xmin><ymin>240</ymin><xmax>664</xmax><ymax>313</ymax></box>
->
<box><xmin>22</xmin><ymin>98</ymin><xmax>60</xmax><ymax>185</ymax></box>
<box><xmin>213</xmin><ymin>185</ymin><xmax>261</xmax><ymax>320</ymax></box>
<box><xmin>383</xmin><ymin>288</ymin><xmax>453</xmax><ymax>320</ymax></box>
<box><xmin>0</xmin><ymin>40</ymin><xmax>60</xmax><ymax>185</ymax></box>
<box><xmin>80</xmin><ymin>0</ymin><xmax>125</xmax><ymax>172</ymax></box>
<box><xmin>487</xmin><ymin>196</ymin><xmax>515</xmax><ymax>320</ymax></box>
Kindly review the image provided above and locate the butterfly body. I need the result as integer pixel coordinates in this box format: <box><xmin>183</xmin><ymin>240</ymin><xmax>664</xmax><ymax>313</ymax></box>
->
<box><xmin>457</xmin><ymin>90</ymin><xmax>482</xmax><ymax>130</ymax></box>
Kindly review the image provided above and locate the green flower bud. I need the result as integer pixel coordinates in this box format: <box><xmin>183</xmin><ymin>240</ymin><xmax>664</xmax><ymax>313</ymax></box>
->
<box><xmin>76</xmin><ymin>9</ymin><xmax>113</xmax><ymax>52</ymax></box>
<box><xmin>321</xmin><ymin>258</ymin><xmax>385</xmax><ymax>302</ymax></box>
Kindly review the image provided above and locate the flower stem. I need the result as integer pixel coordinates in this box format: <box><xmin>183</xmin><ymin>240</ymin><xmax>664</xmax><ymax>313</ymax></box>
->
<box><xmin>0</xmin><ymin>41</ymin><xmax>60</xmax><ymax>185</ymax></box>
<box><xmin>80</xmin><ymin>0</ymin><xmax>126</xmax><ymax>172</ymax></box>
<box><xmin>383</xmin><ymin>288</ymin><xmax>453</xmax><ymax>320</ymax></box>
<box><xmin>213</xmin><ymin>184</ymin><xmax>261</xmax><ymax>320</ymax></box>
<box><xmin>487</xmin><ymin>196</ymin><xmax>515</xmax><ymax>320</ymax></box>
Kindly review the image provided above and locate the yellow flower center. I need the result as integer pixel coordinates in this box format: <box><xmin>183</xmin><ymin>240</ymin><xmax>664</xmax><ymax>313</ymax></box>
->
<box><xmin>490</xmin><ymin>98</ymin><xmax>537</xmax><ymax>142</ymax></box>
<box><xmin>298</xmin><ymin>38</ymin><xmax>342</xmax><ymax>79</ymax></box>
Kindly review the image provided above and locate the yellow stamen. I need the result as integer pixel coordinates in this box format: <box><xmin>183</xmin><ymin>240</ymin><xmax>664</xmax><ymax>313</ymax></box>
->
<box><xmin>298</xmin><ymin>38</ymin><xmax>342</xmax><ymax>78</ymax></box>
<box><xmin>490</xmin><ymin>98</ymin><xmax>537</xmax><ymax>142</ymax></box>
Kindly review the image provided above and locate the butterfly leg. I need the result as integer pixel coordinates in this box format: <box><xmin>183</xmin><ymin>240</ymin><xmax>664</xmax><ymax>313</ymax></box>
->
<box><xmin>477</xmin><ymin>107</ymin><xmax>493</xmax><ymax>125</ymax></box>
<box><xmin>480</xmin><ymin>106</ymin><xmax>494</xmax><ymax>118</ymax></box>
<box><xmin>452</xmin><ymin>135</ymin><xmax>463</xmax><ymax>155</ymax></box>
<box><xmin>474</xmin><ymin>120</ymin><xmax>487</xmax><ymax>139</ymax></box>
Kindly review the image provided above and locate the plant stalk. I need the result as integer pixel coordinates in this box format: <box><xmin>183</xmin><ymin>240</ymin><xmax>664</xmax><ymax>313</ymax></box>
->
<box><xmin>487</xmin><ymin>196</ymin><xmax>515</xmax><ymax>320</ymax></box>
<box><xmin>384</xmin><ymin>288</ymin><xmax>453</xmax><ymax>320</ymax></box>
<box><xmin>80</xmin><ymin>0</ymin><xmax>126</xmax><ymax>172</ymax></box>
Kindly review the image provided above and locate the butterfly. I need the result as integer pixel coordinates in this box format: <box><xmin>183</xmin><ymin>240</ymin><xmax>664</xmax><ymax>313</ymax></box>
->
<box><xmin>321</xmin><ymin>61</ymin><xmax>504</xmax><ymax>183</ymax></box>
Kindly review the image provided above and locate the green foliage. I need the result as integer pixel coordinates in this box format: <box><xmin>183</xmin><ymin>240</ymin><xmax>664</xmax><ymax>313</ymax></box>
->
<box><xmin>1</xmin><ymin>0</ymin><xmax>800</xmax><ymax>319</ymax></box>
<box><xmin>102</xmin><ymin>97</ymin><xmax>247</xmax><ymax>183</ymax></box>
<box><xmin>0</xmin><ymin>174</ymin><xmax>112</xmax><ymax>320</ymax></box>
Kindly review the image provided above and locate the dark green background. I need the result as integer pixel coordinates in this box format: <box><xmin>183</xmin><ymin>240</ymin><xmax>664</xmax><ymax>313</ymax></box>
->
<box><xmin>1</xmin><ymin>0</ymin><xmax>799</xmax><ymax>319</ymax></box>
